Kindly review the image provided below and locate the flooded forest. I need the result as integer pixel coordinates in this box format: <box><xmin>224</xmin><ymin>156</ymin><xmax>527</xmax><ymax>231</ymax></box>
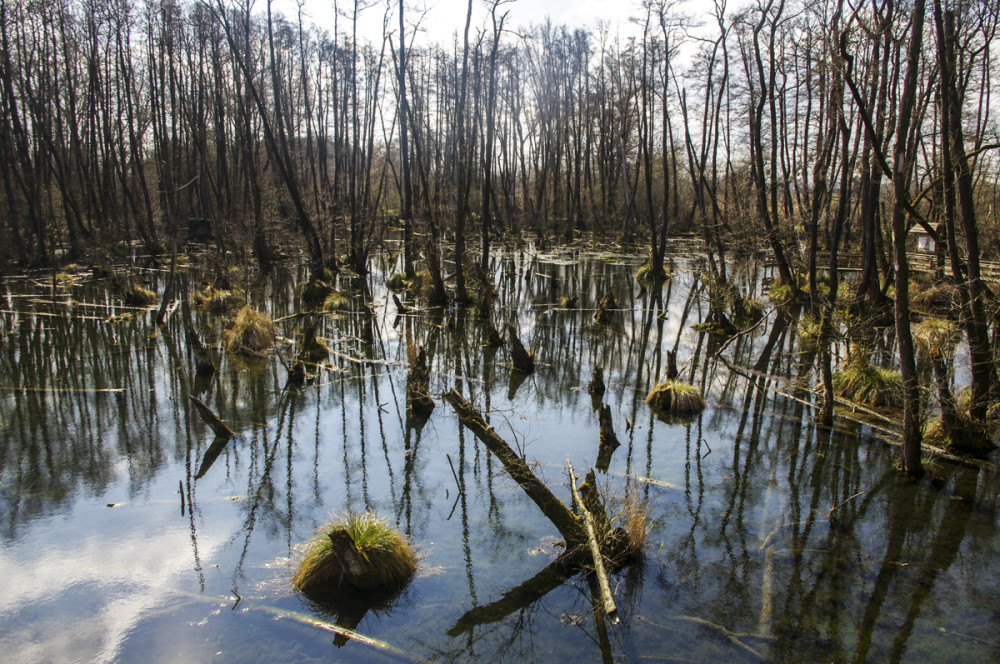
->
<box><xmin>2</xmin><ymin>0</ymin><xmax>1000</xmax><ymax>661</ymax></box>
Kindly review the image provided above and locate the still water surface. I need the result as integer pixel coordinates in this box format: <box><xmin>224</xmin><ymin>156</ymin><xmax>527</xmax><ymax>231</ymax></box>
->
<box><xmin>1</xmin><ymin>249</ymin><xmax>998</xmax><ymax>663</ymax></box>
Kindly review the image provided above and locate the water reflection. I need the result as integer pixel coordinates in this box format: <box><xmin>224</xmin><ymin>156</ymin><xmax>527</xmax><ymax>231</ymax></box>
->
<box><xmin>1</xmin><ymin>249</ymin><xmax>999</xmax><ymax>662</ymax></box>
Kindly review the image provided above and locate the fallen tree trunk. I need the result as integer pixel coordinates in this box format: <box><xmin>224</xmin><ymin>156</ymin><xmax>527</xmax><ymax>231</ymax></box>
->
<box><xmin>443</xmin><ymin>388</ymin><xmax>582</xmax><ymax>544</ymax></box>
<box><xmin>568</xmin><ymin>461</ymin><xmax>618</xmax><ymax>624</ymax></box>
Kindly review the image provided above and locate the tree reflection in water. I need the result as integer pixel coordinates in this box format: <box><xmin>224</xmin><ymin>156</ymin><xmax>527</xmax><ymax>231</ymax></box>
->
<box><xmin>0</xmin><ymin>248</ymin><xmax>998</xmax><ymax>663</ymax></box>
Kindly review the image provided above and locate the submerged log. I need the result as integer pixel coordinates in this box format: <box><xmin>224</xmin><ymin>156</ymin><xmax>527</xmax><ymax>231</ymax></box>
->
<box><xmin>189</xmin><ymin>396</ymin><xmax>235</xmax><ymax>439</ymax></box>
<box><xmin>443</xmin><ymin>388</ymin><xmax>582</xmax><ymax>544</ymax></box>
<box><xmin>506</xmin><ymin>324</ymin><xmax>535</xmax><ymax>373</ymax></box>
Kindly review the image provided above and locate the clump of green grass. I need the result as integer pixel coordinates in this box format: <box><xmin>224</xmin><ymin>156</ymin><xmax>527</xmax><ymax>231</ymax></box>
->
<box><xmin>322</xmin><ymin>291</ymin><xmax>350</xmax><ymax>312</ymax></box>
<box><xmin>911</xmin><ymin>281</ymin><xmax>958</xmax><ymax>314</ymax></box>
<box><xmin>194</xmin><ymin>286</ymin><xmax>242</xmax><ymax>313</ymax></box>
<box><xmin>293</xmin><ymin>512</ymin><xmax>417</xmax><ymax>595</ymax></box>
<box><xmin>222</xmin><ymin>306</ymin><xmax>277</xmax><ymax>355</ymax></box>
<box><xmin>646</xmin><ymin>379</ymin><xmax>706</xmax><ymax>414</ymax></box>
<box><xmin>123</xmin><ymin>282</ymin><xmax>157</xmax><ymax>306</ymax></box>
<box><xmin>768</xmin><ymin>278</ymin><xmax>793</xmax><ymax>306</ymax></box>
<box><xmin>924</xmin><ymin>416</ymin><xmax>993</xmax><ymax>457</ymax></box>
<box><xmin>301</xmin><ymin>279</ymin><xmax>333</xmax><ymax>308</ymax></box>
<box><xmin>832</xmin><ymin>361</ymin><xmax>903</xmax><ymax>408</ymax></box>
<box><xmin>387</xmin><ymin>273</ymin><xmax>406</xmax><ymax>291</ymax></box>
<box><xmin>635</xmin><ymin>261</ymin><xmax>669</xmax><ymax>286</ymax></box>
<box><xmin>560</xmin><ymin>294</ymin><xmax>578</xmax><ymax>309</ymax></box>
<box><xmin>913</xmin><ymin>318</ymin><xmax>960</xmax><ymax>354</ymax></box>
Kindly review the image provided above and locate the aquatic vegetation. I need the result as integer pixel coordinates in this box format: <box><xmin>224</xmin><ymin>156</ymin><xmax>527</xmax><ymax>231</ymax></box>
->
<box><xmin>832</xmin><ymin>361</ymin><xmax>903</xmax><ymax>408</ymax></box>
<box><xmin>635</xmin><ymin>261</ymin><xmax>669</xmax><ymax>286</ymax></box>
<box><xmin>194</xmin><ymin>286</ymin><xmax>242</xmax><ymax>313</ymax></box>
<box><xmin>924</xmin><ymin>414</ymin><xmax>994</xmax><ymax>457</ymax></box>
<box><xmin>301</xmin><ymin>279</ymin><xmax>334</xmax><ymax>308</ymax></box>
<box><xmin>386</xmin><ymin>272</ymin><xmax>406</xmax><ymax>291</ymax></box>
<box><xmin>913</xmin><ymin>318</ymin><xmax>960</xmax><ymax>355</ymax></box>
<box><xmin>322</xmin><ymin>291</ymin><xmax>350</xmax><ymax>312</ymax></box>
<box><xmin>293</xmin><ymin>512</ymin><xmax>417</xmax><ymax>595</ymax></box>
<box><xmin>645</xmin><ymin>380</ymin><xmax>706</xmax><ymax>414</ymax></box>
<box><xmin>222</xmin><ymin>306</ymin><xmax>277</xmax><ymax>355</ymax></box>
<box><xmin>123</xmin><ymin>282</ymin><xmax>157</xmax><ymax>306</ymax></box>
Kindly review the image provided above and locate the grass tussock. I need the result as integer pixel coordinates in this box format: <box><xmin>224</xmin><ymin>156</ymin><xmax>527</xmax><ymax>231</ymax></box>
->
<box><xmin>923</xmin><ymin>413</ymin><xmax>994</xmax><ymax>457</ymax></box>
<box><xmin>768</xmin><ymin>278</ymin><xmax>794</xmax><ymax>306</ymax></box>
<box><xmin>301</xmin><ymin>279</ymin><xmax>334</xmax><ymax>308</ymax></box>
<box><xmin>619</xmin><ymin>485</ymin><xmax>649</xmax><ymax>559</ymax></box>
<box><xmin>832</xmin><ymin>361</ymin><xmax>903</xmax><ymax>408</ymax></box>
<box><xmin>123</xmin><ymin>283</ymin><xmax>157</xmax><ymax>306</ymax></box>
<box><xmin>194</xmin><ymin>286</ymin><xmax>242</xmax><ymax>313</ymax></box>
<box><xmin>293</xmin><ymin>511</ymin><xmax>417</xmax><ymax>595</ymax></box>
<box><xmin>387</xmin><ymin>273</ymin><xmax>406</xmax><ymax>291</ymax></box>
<box><xmin>635</xmin><ymin>261</ymin><xmax>670</xmax><ymax>286</ymax></box>
<box><xmin>222</xmin><ymin>306</ymin><xmax>277</xmax><ymax>355</ymax></box>
<box><xmin>913</xmin><ymin>318</ymin><xmax>961</xmax><ymax>355</ymax></box>
<box><xmin>646</xmin><ymin>380</ymin><xmax>706</xmax><ymax>414</ymax></box>
<box><xmin>322</xmin><ymin>291</ymin><xmax>350</xmax><ymax>312</ymax></box>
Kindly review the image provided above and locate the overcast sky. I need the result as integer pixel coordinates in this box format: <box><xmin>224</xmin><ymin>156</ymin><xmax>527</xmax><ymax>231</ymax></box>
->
<box><xmin>270</xmin><ymin>0</ymin><xmax>725</xmax><ymax>47</ymax></box>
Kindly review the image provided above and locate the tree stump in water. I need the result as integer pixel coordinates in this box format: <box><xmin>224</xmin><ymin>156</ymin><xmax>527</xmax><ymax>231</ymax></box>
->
<box><xmin>185</xmin><ymin>322</ymin><xmax>216</xmax><ymax>376</ymax></box>
<box><xmin>588</xmin><ymin>368</ymin><xmax>606</xmax><ymax>398</ymax></box>
<box><xmin>506</xmin><ymin>324</ymin><xmax>535</xmax><ymax>373</ymax></box>
<box><xmin>598</xmin><ymin>404</ymin><xmax>620</xmax><ymax>451</ymax></box>
<box><xmin>406</xmin><ymin>345</ymin><xmax>435</xmax><ymax>417</ymax></box>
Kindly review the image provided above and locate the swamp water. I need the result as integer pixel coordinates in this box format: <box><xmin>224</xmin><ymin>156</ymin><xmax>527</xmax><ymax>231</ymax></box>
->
<box><xmin>1</xmin><ymin>249</ymin><xmax>999</xmax><ymax>663</ymax></box>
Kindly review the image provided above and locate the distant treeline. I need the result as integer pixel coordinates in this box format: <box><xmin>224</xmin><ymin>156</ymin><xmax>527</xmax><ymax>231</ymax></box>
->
<box><xmin>0</xmin><ymin>0</ymin><xmax>997</xmax><ymax>280</ymax></box>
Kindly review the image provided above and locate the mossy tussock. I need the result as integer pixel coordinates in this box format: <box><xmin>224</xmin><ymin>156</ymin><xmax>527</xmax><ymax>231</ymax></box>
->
<box><xmin>322</xmin><ymin>291</ymin><xmax>350</xmax><ymax>312</ymax></box>
<box><xmin>293</xmin><ymin>512</ymin><xmax>417</xmax><ymax>596</ymax></box>
<box><xmin>923</xmin><ymin>414</ymin><xmax>994</xmax><ymax>457</ymax></box>
<box><xmin>832</xmin><ymin>361</ymin><xmax>902</xmax><ymax>408</ymax></box>
<box><xmin>635</xmin><ymin>261</ymin><xmax>670</xmax><ymax>286</ymax></box>
<box><xmin>645</xmin><ymin>379</ymin><xmax>706</xmax><ymax>414</ymax></box>
<box><xmin>222</xmin><ymin>306</ymin><xmax>277</xmax><ymax>355</ymax></box>
<box><xmin>123</xmin><ymin>283</ymin><xmax>157</xmax><ymax>306</ymax></box>
<box><xmin>194</xmin><ymin>286</ymin><xmax>243</xmax><ymax>313</ymax></box>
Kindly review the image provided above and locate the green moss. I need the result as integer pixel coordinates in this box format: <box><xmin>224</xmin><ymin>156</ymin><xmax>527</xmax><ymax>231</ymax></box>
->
<box><xmin>646</xmin><ymin>380</ymin><xmax>706</xmax><ymax>414</ymax></box>
<box><xmin>832</xmin><ymin>361</ymin><xmax>903</xmax><ymax>408</ymax></box>
<box><xmin>293</xmin><ymin>512</ymin><xmax>417</xmax><ymax>595</ymax></box>
<box><xmin>222</xmin><ymin>306</ymin><xmax>277</xmax><ymax>355</ymax></box>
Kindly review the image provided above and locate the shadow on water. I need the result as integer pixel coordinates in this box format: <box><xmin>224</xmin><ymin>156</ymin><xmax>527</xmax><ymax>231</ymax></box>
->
<box><xmin>1</xmin><ymin>247</ymin><xmax>999</xmax><ymax>662</ymax></box>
